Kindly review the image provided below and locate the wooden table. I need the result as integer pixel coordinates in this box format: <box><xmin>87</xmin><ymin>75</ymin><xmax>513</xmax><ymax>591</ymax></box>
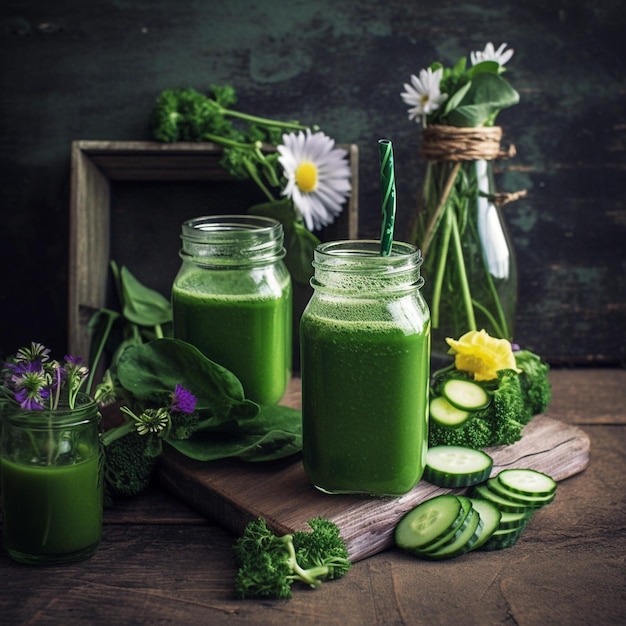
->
<box><xmin>1</xmin><ymin>369</ymin><xmax>624</xmax><ymax>625</ymax></box>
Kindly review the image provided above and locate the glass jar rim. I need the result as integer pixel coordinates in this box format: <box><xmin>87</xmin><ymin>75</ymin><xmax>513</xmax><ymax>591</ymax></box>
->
<box><xmin>181</xmin><ymin>215</ymin><xmax>282</xmax><ymax>242</ymax></box>
<box><xmin>179</xmin><ymin>215</ymin><xmax>286</xmax><ymax>266</ymax></box>
<box><xmin>313</xmin><ymin>240</ymin><xmax>422</xmax><ymax>273</ymax></box>
<box><xmin>311</xmin><ymin>239</ymin><xmax>424</xmax><ymax>293</ymax></box>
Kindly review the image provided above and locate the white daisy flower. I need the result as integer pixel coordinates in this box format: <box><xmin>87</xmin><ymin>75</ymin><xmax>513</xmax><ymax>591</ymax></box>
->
<box><xmin>401</xmin><ymin>67</ymin><xmax>448</xmax><ymax>126</ymax></box>
<box><xmin>470</xmin><ymin>42</ymin><xmax>514</xmax><ymax>66</ymax></box>
<box><xmin>278</xmin><ymin>130</ymin><xmax>351</xmax><ymax>231</ymax></box>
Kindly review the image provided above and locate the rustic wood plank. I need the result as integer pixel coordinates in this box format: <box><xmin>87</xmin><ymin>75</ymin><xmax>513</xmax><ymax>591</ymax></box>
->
<box><xmin>156</xmin><ymin>411</ymin><xmax>589</xmax><ymax>562</ymax></box>
<box><xmin>68</xmin><ymin>142</ymin><xmax>112</xmax><ymax>360</ymax></box>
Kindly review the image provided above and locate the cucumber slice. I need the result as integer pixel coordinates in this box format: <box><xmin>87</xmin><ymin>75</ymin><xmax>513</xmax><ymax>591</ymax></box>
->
<box><xmin>429</xmin><ymin>396</ymin><xmax>471</xmax><ymax>428</ymax></box>
<box><xmin>423</xmin><ymin>509</ymin><xmax>483</xmax><ymax>560</ymax></box>
<box><xmin>424</xmin><ymin>445</ymin><xmax>494</xmax><ymax>488</ymax></box>
<box><xmin>487</xmin><ymin>478</ymin><xmax>555</xmax><ymax>508</ymax></box>
<box><xmin>496</xmin><ymin>469</ymin><xmax>557</xmax><ymax>497</ymax></box>
<box><xmin>395</xmin><ymin>494</ymin><xmax>466</xmax><ymax>553</ymax></box>
<box><xmin>468</xmin><ymin>498</ymin><xmax>502</xmax><ymax>550</ymax></box>
<box><xmin>472</xmin><ymin>483</ymin><xmax>531</xmax><ymax>514</ymax></box>
<box><xmin>498</xmin><ymin>509</ymin><xmax>533</xmax><ymax>530</ymax></box>
<box><xmin>480</xmin><ymin>525</ymin><xmax>525</xmax><ymax>551</ymax></box>
<box><xmin>418</xmin><ymin>496</ymin><xmax>474</xmax><ymax>554</ymax></box>
<box><xmin>442</xmin><ymin>379</ymin><xmax>491</xmax><ymax>411</ymax></box>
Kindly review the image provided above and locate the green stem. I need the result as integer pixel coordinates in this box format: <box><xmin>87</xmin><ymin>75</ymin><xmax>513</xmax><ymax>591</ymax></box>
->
<box><xmin>471</xmin><ymin>298</ymin><xmax>505</xmax><ymax>338</ymax></box>
<box><xmin>421</xmin><ymin>161</ymin><xmax>461</xmax><ymax>256</ymax></box>
<box><xmin>220</xmin><ymin>106</ymin><xmax>310</xmax><ymax>132</ymax></box>
<box><xmin>86</xmin><ymin>312</ymin><xmax>118</xmax><ymax>395</ymax></box>
<box><xmin>131</xmin><ymin>324</ymin><xmax>142</xmax><ymax>344</ymax></box>
<box><xmin>154</xmin><ymin>324</ymin><xmax>164</xmax><ymax>339</ymax></box>
<box><xmin>100</xmin><ymin>419</ymin><xmax>135</xmax><ymax>447</ymax></box>
<box><xmin>449</xmin><ymin>210</ymin><xmax>476</xmax><ymax>331</ymax></box>
<box><xmin>430</xmin><ymin>207</ymin><xmax>453</xmax><ymax>329</ymax></box>
<box><xmin>254</xmin><ymin>145</ymin><xmax>281</xmax><ymax>187</ymax></box>
<box><xmin>243</xmin><ymin>157</ymin><xmax>275</xmax><ymax>202</ymax></box>
<box><xmin>201</xmin><ymin>134</ymin><xmax>278</xmax><ymax>202</ymax></box>
<box><xmin>202</xmin><ymin>133</ymin><xmax>259</xmax><ymax>150</ymax></box>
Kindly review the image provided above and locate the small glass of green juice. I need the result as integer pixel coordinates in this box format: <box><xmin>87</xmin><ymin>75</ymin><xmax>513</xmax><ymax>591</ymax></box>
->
<box><xmin>1</xmin><ymin>393</ymin><xmax>103</xmax><ymax>564</ymax></box>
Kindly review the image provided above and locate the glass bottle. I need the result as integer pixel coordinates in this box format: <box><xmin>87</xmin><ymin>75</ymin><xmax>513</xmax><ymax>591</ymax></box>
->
<box><xmin>416</xmin><ymin>158</ymin><xmax>517</xmax><ymax>364</ymax></box>
<box><xmin>172</xmin><ymin>215</ymin><xmax>292</xmax><ymax>405</ymax></box>
<box><xmin>0</xmin><ymin>393</ymin><xmax>103</xmax><ymax>564</ymax></box>
<box><xmin>300</xmin><ymin>240</ymin><xmax>430</xmax><ymax>496</ymax></box>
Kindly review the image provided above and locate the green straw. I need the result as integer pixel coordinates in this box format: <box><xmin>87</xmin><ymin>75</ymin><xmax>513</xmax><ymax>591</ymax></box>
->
<box><xmin>378</xmin><ymin>139</ymin><xmax>396</xmax><ymax>256</ymax></box>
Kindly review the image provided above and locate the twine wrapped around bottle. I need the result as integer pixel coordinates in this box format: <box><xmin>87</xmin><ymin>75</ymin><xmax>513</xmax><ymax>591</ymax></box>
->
<box><xmin>421</xmin><ymin>125</ymin><xmax>512</xmax><ymax>162</ymax></box>
<box><xmin>418</xmin><ymin>125</ymin><xmax>526</xmax><ymax>256</ymax></box>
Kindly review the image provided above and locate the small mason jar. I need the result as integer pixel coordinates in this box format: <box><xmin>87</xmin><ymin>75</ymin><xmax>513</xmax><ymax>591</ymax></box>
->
<box><xmin>300</xmin><ymin>240</ymin><xmax>431</xmax><ymax>496</ymax></box>
<box><xmin>0</xmin><ymin>393</ymin><xmax>103</xmax><ymax>564</ymax></box>
<box><xmin>172</xmin><ymin>215</ymin><xmax>292</xmax><ymax>405</ymax></box>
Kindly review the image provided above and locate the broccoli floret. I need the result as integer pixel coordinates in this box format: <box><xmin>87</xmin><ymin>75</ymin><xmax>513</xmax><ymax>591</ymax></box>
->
<box><xmin>233</xmin><ymin>517</ymin><xmax>351</xmax><ymax>599</ymax></box>
<box><xmin>169</xmin><ymin>410</ymin><xmax>201</xmax><ymax>440</ymax></box>
<box><xmin>429</xmin><ymin>407</ymin><xmax>495</xmax><ymax>448</ymax></box>
<box><xmin>488</xmin><ymin>369</ymin><xmax>526</xmax><ymax>444</ymax></box>
<box><xmin>515</xmin><ymin>349</ymin><xmax>552</xmax><ymax>418</ymax></box>
<box><xmin>428</xmin><ymin>369</ymin><xmax>526</xmax><ymax>449</ymax></box>
<box><xmin>102</xmin><ymin>430</ymin><xmax>159</xmax><ymax>499</ymax></box>
<box><xmin>292</xmin><ymin>518</ymin><xmax>352</xmax><ymax>581</ymax></box>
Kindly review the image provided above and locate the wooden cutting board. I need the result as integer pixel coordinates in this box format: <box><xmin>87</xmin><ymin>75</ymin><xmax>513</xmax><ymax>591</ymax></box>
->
<box><xmin>156</xmin><ymin>379</ymin><xmax>590</xmax><ymax>562</ymax></box>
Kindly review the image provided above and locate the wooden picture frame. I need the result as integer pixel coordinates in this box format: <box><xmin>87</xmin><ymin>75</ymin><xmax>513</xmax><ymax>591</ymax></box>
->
<box><xmin>68</xmin><ymin>140</ymin><xmax>359</xmax><ymax>359</ymax></box>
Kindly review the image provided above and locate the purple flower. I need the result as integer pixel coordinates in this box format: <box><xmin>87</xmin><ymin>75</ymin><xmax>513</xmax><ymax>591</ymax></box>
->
<box><xmin>64</xmin><ymin>354</ymin><xmax>84</xmax><ymax>367</ymax></box>
<box><xmin>170</xmin><ymin>384</ymin><xmax>197</xmax><ymax>414</ymax></box>
<box><xmin>1</xmin><ymin>344</ymin><xmax>90</xmax><ymax>411</ymax></box>
<box><xmin>14</xmin><ymin>386</ymin><xmax>50</xmax><ymax>411</ymax></box>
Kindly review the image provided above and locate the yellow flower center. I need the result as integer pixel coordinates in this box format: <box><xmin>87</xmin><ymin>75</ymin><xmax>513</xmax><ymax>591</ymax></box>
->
<box><xmin>295</xmin><ymin>161</ymin><xmax>318</xmax><ymax>193</ymax></box>
<box><xmin>420</xmin><ymin>94</ymin><xmax>430</xmax><ymax>105</ymax></box>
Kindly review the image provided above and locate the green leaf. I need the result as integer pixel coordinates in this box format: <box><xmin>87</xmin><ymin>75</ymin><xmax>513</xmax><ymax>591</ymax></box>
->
<box><xmin>443</xmin><ymin>80</ymin><xmax>472</xmax><ymax>116</ymax></box>
<box><xmin>119</xmin><ymin>265</ymin><xmax>173</xmax><ymax>326</ymax></box>
<box><xmin>451</xmin><ymin>56</ymin><xmax>467</xmax><ymax>76</ymax></box>
<box><xmin>87</xmin><ymin>308</ymin><xmax>119</xmax><ymax>368</ymax></box>
<box><xmin>85</xmin><ymin>307</ymin><xmax>120</xmax><ymax>392</ymax></box>
<box><xmin>467</xmin><ymin>60</ymin><xmax>501</xmax><ymax>78</ymax></box>
<box><xmin>445</xmin><ymin>73</ymin><xmax>519</xmax><ymax>127</ymax></box>
<box><xmin>116</xmin><ymin>338</ymin><xmax>258</xmax><ymax>420</ymax></box>
<box><xmin>166</xmin><ymin>403</ymin><xmax>302</xmax><ymax>461</ymax></box>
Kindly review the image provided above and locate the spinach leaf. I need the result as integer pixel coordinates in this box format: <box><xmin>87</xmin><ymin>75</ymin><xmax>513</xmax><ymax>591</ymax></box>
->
<box><xmin>116</xmin><ymin>338</ymin><xmax>258</xmax><ymax>422</ymax></box>
<box><xmin>166</xmin><ymin>403</ymin><xmax>302</xmax><ymax>461</ymax></box>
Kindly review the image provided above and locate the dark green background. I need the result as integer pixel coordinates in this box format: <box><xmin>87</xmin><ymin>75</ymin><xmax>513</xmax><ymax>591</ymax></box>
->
<box><xmin>1</xmin><ymin>0</ymin><xmax>624</xmax><ymax>365</ymax></box>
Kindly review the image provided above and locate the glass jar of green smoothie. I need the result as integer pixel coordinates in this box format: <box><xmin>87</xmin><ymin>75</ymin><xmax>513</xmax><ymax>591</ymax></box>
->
<box><xmin>300</xmin><ymin>240</ymin><xmax>431</xmax><ymax>496</ymax></box>
<box><xmin>172</xmin><ymin>215</ymin><xmax>292</xmax><ymax>405</ymax></box>
<box><xmin>0</xmin><ymin>393</ymin><xmax>103</xmax><ymax>564</ymax></box>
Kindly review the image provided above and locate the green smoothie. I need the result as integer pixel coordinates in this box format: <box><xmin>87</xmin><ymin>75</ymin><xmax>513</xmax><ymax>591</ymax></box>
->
<box><xmin>172</xmin><ymin>274</ymin><xmax>292</xmax><ymax>405</ymax></box>
<box><xmin>1</xmin><ymin>456</ymin><xmax>103</xmax><ymax>561</ymax></box>
<box><xmin>301</xmin><ymin>314</ymin><xmax>430</xmax><ymax>495</ymax></box>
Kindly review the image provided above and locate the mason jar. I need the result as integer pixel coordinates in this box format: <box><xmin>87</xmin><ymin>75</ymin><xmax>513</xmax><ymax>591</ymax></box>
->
<box><xmin>172</xmin><ymin>215</ymin><xmax>292</xmax><ymax>405</ymax></box>
<box><xmin>0</xmin><ymin>393</ymin><xmax>103</xmax><ymax>564</ymax></box>
<box><xmin>300</xmin><ymin>240</ymin><xmax>431</xmax><ymax>496</ymax></box>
